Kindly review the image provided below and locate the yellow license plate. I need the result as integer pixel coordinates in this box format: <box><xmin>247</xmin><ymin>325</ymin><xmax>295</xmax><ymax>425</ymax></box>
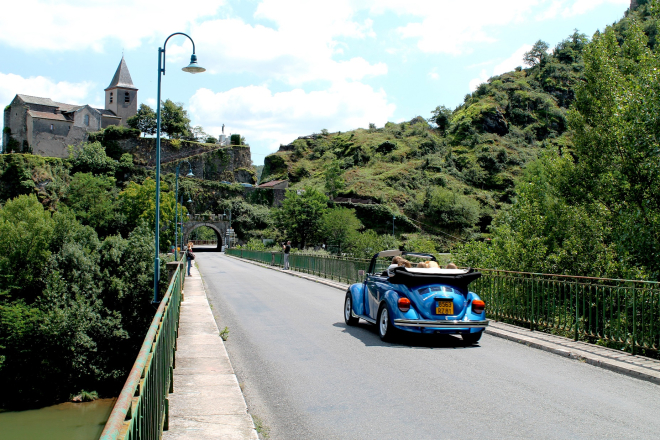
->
<box><xmin>436</xmin><ymin>300</ymin><xmax>454</xmax><ymax>315</ymax></box>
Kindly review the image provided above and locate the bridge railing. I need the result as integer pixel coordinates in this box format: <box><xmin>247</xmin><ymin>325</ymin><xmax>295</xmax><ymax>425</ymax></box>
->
<box><xmin>472</xmin><ymin>269</ymin><xmax>659</xmax><ymax>356</ymax></box>
<box><xmin>227</xmin><ymin>249</ymin><xmax>659</xmax><ymax>357</ymax></box>
<box><xmin>100</xmin><ymin>256</ymin><xmax>184</xmax><ymax>440</ymax></box>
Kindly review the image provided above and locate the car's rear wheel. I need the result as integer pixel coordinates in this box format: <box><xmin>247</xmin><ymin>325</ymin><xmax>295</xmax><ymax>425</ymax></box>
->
<box><xmin>462</xmin><ymin>331</ymin><xmax>483</xmax><ymax>345</ymax></box>
<box><xmin>344</xmin><ymin>292</ymin><xmax>359</xmax><ymax>326</ymax></box>
<box><xmin>377</xmin><ymin>304</ymin><xmax>395</xmax><ymax>341</ymax></box>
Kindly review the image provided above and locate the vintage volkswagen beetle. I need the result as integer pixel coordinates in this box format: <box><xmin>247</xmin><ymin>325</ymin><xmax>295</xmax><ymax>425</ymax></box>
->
<box><xmin>344</xmin><ymin>250</ymin><xmax>488</xmax><ymax>343</ymax></box>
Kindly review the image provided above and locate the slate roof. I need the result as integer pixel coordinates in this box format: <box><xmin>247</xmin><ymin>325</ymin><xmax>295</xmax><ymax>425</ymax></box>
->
<box><xmin>105</xmin><ymin>56</ymin><xmax>137</xmax><ymax>90</ymax></box>
<box><xmin>96</xmin><ymin>108</ymin><xmax>121</xmax><ymax>118</ymax></box>
<box><xmin>55</xmin><ymin>102</ymin><xmax>83</xmax><ymax>112</ymax></box>
<box><xmin>17</xmin><ymin>95</ymin><xmax>58</xmax><ymax>107</ymax></box>
<box><xmin>27</xmin><ymin>110</ymin><xmax>71</xmax><ymax>121</ymax></box>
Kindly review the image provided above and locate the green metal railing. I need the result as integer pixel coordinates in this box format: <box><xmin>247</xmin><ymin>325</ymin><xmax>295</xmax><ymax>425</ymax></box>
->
<box><xmin>227</xmin><ymin>249</ymin><xmax>660</xmax><ymax>356</ymax></box>
<box><xmin>100</xmin><ymin>257</ymin><xmax>184</xmax><ymax>440</ymax></box>
<box><xmin>227</xmin><ymin>249</ymin><xmax>372</xmax><ymax>284</ymax></box>
<box><xmin>472</xmin><ymin>269</ymin><xmax>659</xmax><ymax>356</ymax></box>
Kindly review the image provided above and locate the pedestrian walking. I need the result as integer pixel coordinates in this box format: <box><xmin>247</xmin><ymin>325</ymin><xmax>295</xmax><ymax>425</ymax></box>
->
<box><xmin>186</xmin><ymin>242</ymin><xmax>195</xmax><ymax>276</ymax></box>
<box><xmin>282</xmin><ymin>241</ymin><xmax>291</xmax><ymax>270</ymax></box>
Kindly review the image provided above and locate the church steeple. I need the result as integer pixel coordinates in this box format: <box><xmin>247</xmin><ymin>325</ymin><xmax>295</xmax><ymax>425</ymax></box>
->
<box><xmin>105</xmin><ymin>56</ymin><xmax>138</xmax><ymax>127</ymax></box>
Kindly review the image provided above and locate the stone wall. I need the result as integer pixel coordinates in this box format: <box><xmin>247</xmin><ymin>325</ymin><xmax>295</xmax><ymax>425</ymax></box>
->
<box><xmin>118</xmin><ymin>138</ymin><xmax>256</xmax><ymax>184</ymax></box>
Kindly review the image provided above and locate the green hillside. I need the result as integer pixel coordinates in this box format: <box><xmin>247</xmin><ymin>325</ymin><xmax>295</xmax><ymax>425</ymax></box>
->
<box><xmin>261</xmin><ymin>32</ymin><xmax>587</xmax><ymax>244</ymax></box>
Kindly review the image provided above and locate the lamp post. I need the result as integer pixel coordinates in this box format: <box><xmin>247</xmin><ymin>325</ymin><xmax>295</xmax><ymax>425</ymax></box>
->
<box><xmin>174</xmin><ymin>160</ymin><xmax>194</xmax><ymax>260</ymax></box>
<box><xmin>153</xmin><ymin>32</ymin><xmax>205</xmax><ymax>304</ymax></box>
<box><xmin>392</xmin><ymin>215</ymin><xmax>396</xmax><ymax>236</ymax></box>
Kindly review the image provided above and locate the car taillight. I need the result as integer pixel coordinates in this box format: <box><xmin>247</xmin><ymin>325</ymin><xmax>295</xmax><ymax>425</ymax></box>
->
<box><xmin>398</xmin><ymin>297</ymin><xmax>411</xmax><ymax>312</ymax></box>
<box><xmin>472</xmin><ymin>299</ymin><xmax>485</xmax><ymax>314</ymax></box>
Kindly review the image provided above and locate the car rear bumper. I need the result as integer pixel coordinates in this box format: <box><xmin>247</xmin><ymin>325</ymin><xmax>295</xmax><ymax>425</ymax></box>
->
<box><xmin>393</xmin><ymin>319</ymin><xmax>489</xmax><ymax>329</ymax></box>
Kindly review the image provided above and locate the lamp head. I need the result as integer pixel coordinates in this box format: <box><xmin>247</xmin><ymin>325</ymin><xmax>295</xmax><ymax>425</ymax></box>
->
<box><xmin>187</xmin><ymin>197</ymin><xmax>193</xmax><ymax>203</ymax></box>
<box><xmin>186</xmin><ymin>168</ymin><xmax>194</xmax><ymax>178</ymax></box>
<box><xmin>182</xmin><ymin>54</ymin><xmax>206</xmax><ymax>74</ymax></box>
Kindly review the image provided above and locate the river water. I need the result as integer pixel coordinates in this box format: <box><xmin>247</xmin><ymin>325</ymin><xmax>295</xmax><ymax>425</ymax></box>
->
<box><xmin>0</xmin><ymin>398</ymin><xmax>116</xmax><ymax>440</ymax></box>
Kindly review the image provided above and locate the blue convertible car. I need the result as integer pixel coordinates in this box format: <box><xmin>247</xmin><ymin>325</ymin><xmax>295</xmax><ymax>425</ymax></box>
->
<box><xmin>344</xmin><ymin>250</ymin><xmax>488</xmax><ymax>344</ymax></box>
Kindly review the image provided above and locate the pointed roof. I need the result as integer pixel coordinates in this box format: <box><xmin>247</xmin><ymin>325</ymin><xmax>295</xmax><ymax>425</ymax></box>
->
<box><xmin>105</xmin><ymin>57</ymin><xmax>137</xmax><ymax>91</ymax></box>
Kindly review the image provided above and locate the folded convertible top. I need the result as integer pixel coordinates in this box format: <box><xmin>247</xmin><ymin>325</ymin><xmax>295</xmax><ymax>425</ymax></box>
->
<box><xmin>387</xmin><ymin>266</ymin><xmax>482</xmax><ymax>289</ymax></box>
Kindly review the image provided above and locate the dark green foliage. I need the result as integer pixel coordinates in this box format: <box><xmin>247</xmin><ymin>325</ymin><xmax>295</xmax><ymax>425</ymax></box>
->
<box><xmin>262</xmin><ymin>154</ymin><xmax>288</xmax><ymax>182</ymax></box>
<box><xmin>127</xmin><ymin>104</ymin><xmax>157</xmax><ymax>136</ymax></box>
<box><xmin>230</xmin><ymin>134</ymin><xmax>241</xmax><ymax>145</ymax></box>
<box><xmin>205</xmin><ymin>136</ymin><xmax>218</xmax><ymax>144</ymax></box>
<box><xmin>69</xmin><ymin>142</ymin><xmax>117</xmax><ymax>175</ymax></box>
<box><xmin>88</xmin><ymin>125</ymin><xmax>140</xmax><ymax>160</ymax></box>
<box><xmin>0</xmin><ymin>195</ymin><xmax>164</xmax><ymax>408</ymax></box>
<box><xmin>161</xmin><ymin>100</ymin><xmax>191</xmax><ymax>139</ymax></box>
<box><xmin>273</xmin><ymin>188</ymin><xmax>328</xmax><ymax>248</ymax></box>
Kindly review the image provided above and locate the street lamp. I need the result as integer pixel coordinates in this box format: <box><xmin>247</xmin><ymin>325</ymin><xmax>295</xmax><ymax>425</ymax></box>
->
<box><xmin>174</xmin><ymin>160</ymin><xmax>194</xmax><ymax>260</ymax></box>
<box><xmin>153</xmin><ymin>32</ymin><xmax>205</xmax><ymax>304</ymax></box>
<box><xmin>392</xmin><ymin>215</ymin><xmax>396</xmax><ymax>236</ymax></box>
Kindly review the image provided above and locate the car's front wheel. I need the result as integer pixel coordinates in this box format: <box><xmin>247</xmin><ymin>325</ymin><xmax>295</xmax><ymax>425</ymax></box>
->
<box><xmin>344</xmin><ymin>292</ymin><xmax>359</xmax><ymax>326</ymax></box>
<box><xmin>377</xmin><ymin>304</ymin><xmax>395</xmax><ymax>341</ymax></box>
<box><xmin>462</xmin><ymin>331</ymin><xmax>483</xmax><ymax>345</ymax></box>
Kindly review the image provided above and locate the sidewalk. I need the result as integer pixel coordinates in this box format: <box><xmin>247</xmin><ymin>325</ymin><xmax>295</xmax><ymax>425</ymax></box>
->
<box><xmin>226</xmin><ymin>253</ymin><xmax>660</xmax><ymax>386</ymax></box>
<box><xmin>163</xmin><ymin>262</ymin><xmax>258</xmax><ymax>440</ymax></box>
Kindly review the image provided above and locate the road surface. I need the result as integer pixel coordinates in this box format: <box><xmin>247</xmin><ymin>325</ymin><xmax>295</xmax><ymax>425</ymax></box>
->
<box><xmin>198</xmin><ymin>253</ymin><xmax>660</xmax><ymax>440</ymax></box>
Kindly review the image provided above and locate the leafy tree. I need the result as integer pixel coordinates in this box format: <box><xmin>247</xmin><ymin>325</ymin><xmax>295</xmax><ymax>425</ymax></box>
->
<box><xmin>523</xmin><ymin>40</ymin><xmax>550</xmax><ymax>67</ymax></box>
<box><xmin>321</xmin><ymin>207</ymin><xmax>362</xmax><ymax>255</ymax></box>
<box><xmin>127</xmin><ymin>104</ymin><xmax>157</xmax><ymax>136</ymax></box>
<box><xmin>64</xmin><ymin>173</ymin><xmax>123</xmax><ymax>238</ymax></box>
<box><xmin>160</xmin><ymin>99</ymin><xmax>191</xmax><ymax>139</ymax></box>
<box><xmin>429</xmin><ymin>105</ymin><xmax>452</xmax><ymax>132</ymax></box>
<box><xmin>68</xmin><ymin>141</ymin><xmax>117</xmax><ymax>175</ymax></box>
<box><xmin>351</xmin><ymin>229</ymin><xmax>400</xmax><ymax>259</ymax></box>
<box><xmin>324</xmin><ymin>160</ymin><xmax>345</xmax><ymax>197</ymax></box>
<box><xmin>274</xmin><ymin>188</ymin><xmax>328</xmax><ymax>248</ymax></box>
<box><xmin>118</xmin><ymin>178</ymin><xmax>187</xmax><ymax>251</ymax></box>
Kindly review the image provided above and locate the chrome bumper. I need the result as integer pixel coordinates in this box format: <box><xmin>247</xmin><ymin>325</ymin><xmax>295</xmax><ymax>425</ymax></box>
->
<box><xmin>393</xmin><ymin>319</ymin><xmax>489</xmax><ymax>329</ymax></box>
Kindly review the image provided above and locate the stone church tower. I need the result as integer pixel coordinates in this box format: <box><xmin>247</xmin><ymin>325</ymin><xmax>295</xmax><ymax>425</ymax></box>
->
<box><xmin>105</xmin><ymin>57</ymin><xmax>138</xmax><ymax>127</ymax></box>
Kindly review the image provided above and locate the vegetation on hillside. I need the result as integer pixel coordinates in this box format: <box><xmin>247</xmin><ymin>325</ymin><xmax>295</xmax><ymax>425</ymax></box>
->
<box><xmin>260</xmin><ymin>30</ymin><xmax>588</xmax><ymax>246</ymax></box>
<box><xmin>455</xmin><ymin>1</ymin><xmax>660</xmax><ymax>280</ymax></box>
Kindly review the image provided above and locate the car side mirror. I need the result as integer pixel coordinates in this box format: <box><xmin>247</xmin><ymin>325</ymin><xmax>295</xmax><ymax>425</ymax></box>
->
<box><xmin>358</xmin><ymin>270</ymin><xmax>365</xmax><ymax>277</ymax></box>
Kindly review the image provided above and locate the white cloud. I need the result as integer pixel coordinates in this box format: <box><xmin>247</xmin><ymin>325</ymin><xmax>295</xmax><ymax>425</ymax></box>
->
<box><xmin>469</xmin><ymin>70</ymin><xmax>490</xmax><ymax>92</ymax></box>
<box><xmin>0</xmin><ymin>0</ymin><xmax>223</xmax><ymax>51</ymax></box>
<box><xmin>493</xmin><ymin>44</ymin><xmax>533</xmax><ymax>75</ymax></box>
<box><xmin>561</xmin><ymin>0</ymin><xmax>629</xmax><ymax>17</ymax></box>
<box><xmin>188</xmin><ymin>82</ymin><xmax>396</xmax><ymax>155</ymax></box>
<box><xmin>0</xmin><ymin>72</ymin><xmax>94</xmax><ymax>112</ymax></box>
<box><xmin>166</xmin><ymin>9</ymin><xmax>384</xmax><ymax>85</ymax></box>
<box><xmin>468</xmin><ymin>44</ymin><xmax>533</xmax><ymax>92</ymax></box>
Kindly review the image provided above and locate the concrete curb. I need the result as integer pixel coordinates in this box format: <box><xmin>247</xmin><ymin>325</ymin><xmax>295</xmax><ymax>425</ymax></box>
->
<box><xmin>226</xmin><ymin>253</ymin><xmax>660</xmax><ymax>386</ymax></box>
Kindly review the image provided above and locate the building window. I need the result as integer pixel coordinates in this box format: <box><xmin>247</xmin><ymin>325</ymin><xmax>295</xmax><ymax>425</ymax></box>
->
<box><xmin>84</xmin><ymin>114</ymin><xmax>89</xmax><ymax>126</ymax></box>
<box><xmin>110</xmin><ymin>92</ymin><xmax>113</xmax><ymax>103</ymax></box>
<box><xmin>50</xmin><ymin>124</ymin><xmax>53</xmax><ymax>131</ymax></box>
<box><xmin>125</xmin><ymin>92</ymin><xmax>130</xmax><ymax>103</ymax></box>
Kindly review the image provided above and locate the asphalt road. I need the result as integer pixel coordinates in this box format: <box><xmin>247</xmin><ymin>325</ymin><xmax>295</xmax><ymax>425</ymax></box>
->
<box><xmin>198</xmin><ymin>253</ymin><xmax>660</xmax><ymax>440</ymax></box>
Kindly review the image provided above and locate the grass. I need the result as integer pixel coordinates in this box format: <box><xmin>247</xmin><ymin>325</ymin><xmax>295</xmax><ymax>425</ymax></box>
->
<box><xmin>251</xmin><ymin>414</ymin><xmax>270</xmax><ymax>439</ymax></box>
<box><xmin>219</xmin><ymin>326</ymin><xmax>230</xmax><ymax>341</ymax></box>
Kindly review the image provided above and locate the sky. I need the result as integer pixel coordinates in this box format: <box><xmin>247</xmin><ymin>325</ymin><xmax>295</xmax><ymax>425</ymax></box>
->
<box><xmin>0</xmin><ymin>0</ymin><xmax>631</xmax><ymax>165</ymax></box>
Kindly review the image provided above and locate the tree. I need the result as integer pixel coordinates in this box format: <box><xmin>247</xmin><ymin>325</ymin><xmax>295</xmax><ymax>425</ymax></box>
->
<box><xmin>68</xmin><ymin>141</ymin><xmax>116</xmax><ymax>175</ymax></box>
<box><xmin>118</xmin><ymin>178</ymin><xmax>187</xmax><ymax>251</ymax></box>
<box><xmin>274</xmin><ymin>188</ymin><xmax>328</xmax><ymax>248</ymax></box>
<box><xmin>160</xmin><ymin>99</ymin><xmax>191</xmax><ymax>139</ymax></box>
<box><xmin>127</xmin><ymin>104</ymin><xmax>157</xmax><ymax>136</ymax></box>
<box><xmin>321</xmin><ymin>207</ymin><xmax>362</xmax><ymax>255</ymax></box>
<box><xmin>429</xmin><ymin>105</ymin><xmax>452</xmax><ymax>132</ymax></box>
<box><xmin>523</xmin><ymin>40</ymin><xmax>550</xmax><ymax>67</ymax></box>
<box><xmin>324</xmin><ymin>160</ymin><xmax>345</xmax><ymax>197</ymax></box>
<box><xmin>64</xmin><ymin>173</ymin><xmax>123</xmax><ymax>238</ymax></box>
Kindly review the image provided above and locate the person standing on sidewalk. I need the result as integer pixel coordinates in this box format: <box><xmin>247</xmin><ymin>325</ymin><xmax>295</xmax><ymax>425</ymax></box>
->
<box><xmin>186</xmin><ymin>242</ymin><xmax>195</xmax><ymax>276</ymax></box>
<box><xmin>282</xmin><ymin>241</ymin><xmax>291</xmax><ymax>270</ymax></box>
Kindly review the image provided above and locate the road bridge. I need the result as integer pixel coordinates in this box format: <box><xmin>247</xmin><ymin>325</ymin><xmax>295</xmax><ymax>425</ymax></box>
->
<box><xmin>194</xmin><ymin>252</ymin><xmax>660</xmax><ymax>440</ymax></box>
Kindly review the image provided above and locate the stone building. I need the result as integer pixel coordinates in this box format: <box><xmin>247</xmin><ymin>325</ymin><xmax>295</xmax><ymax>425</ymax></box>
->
<box><xmin>2</xmin><ymin>57</ymin><xmax>138</xmax><ymax>157</ymax></box>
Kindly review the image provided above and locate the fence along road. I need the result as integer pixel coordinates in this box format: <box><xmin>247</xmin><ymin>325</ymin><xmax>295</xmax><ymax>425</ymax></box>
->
<box><xmin>201</xmin><ymin>252</ymin><xmax>660</xmax><ymax>440</ymax></box>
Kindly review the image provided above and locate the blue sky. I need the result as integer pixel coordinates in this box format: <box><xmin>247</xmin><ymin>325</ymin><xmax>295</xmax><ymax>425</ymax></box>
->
<box><xmin>1</xmin><ymin>0</ymin><xmax>631</xmax><ymax>165</ymax></box>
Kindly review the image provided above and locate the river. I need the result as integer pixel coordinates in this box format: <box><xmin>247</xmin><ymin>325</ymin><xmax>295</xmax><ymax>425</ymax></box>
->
<box><xmin>0</xmin><ymin>398</ymin><xmax>116</xmax><ymax>440</ymax></box>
